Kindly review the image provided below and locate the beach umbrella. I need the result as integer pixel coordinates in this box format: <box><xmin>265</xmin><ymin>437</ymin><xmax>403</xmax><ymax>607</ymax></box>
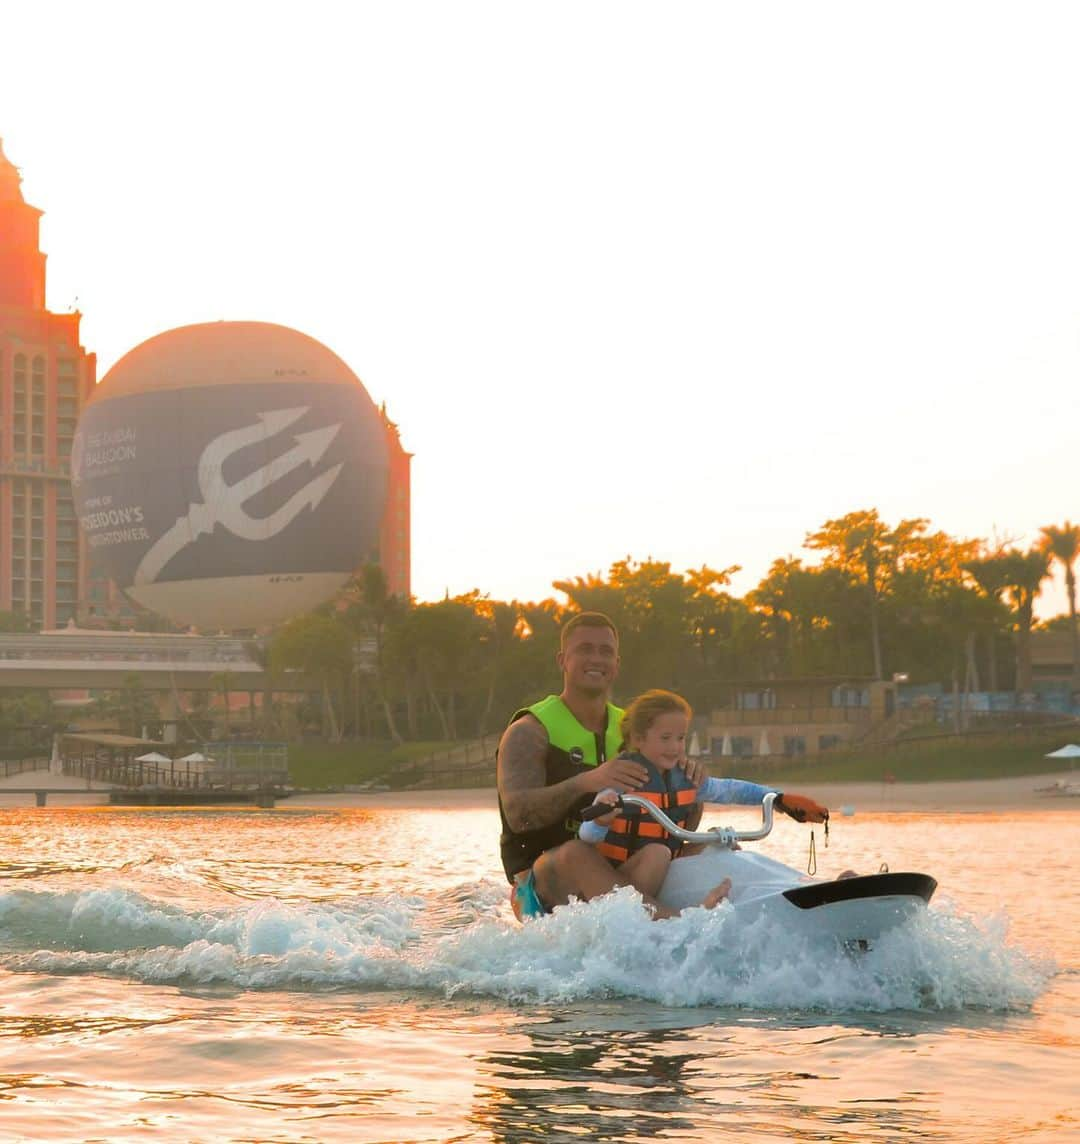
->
<box><xmin>758</xmin><ymin>731</ymin><xmax>772</xmax><ymax>756</ymax></box>
<box><xmin>688</xmin><ymin>731</ymin><xmax>701</xmax><ymax>758</ymax></box>
<box><xmin>49</xmin><ymin>734</ymin><xmax>63</xmax><ymax>774</ymax></box>
<box><xmin>177</xmin><ymin>752</ymin><xmax>210</xmax><ymax>764</ymax></box>
<box><xmin>135</xmin><ymin>751</ymin><xmax>172</xmax><ymax>764</ymax></box>
<box><xmin>720</xmin><ymin>734</ymin><xmax>733</xmax><ymax>757</ymax></box>
<box><xmin>1045</xmin><ymin>744</ymin><xmax>1080</xmax><ymax>758</ymax></box>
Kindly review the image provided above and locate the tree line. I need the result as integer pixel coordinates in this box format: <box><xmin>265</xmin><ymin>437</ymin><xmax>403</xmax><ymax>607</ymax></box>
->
<box><xmin>265</xmin><ymin>509</ymin><xmax>1080</xmax><ymax>743</ymax></box>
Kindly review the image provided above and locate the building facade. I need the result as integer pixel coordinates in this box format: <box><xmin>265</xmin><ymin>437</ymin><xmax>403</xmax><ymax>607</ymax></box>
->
<box><xmin>378</xmin><ymin>403</ymin><xmax>412</xmax><ymax>599</ymax></box>
<box><xmin>0</xmin><ymin>138</ymin><xmax>96</xmax><ymax>629</ymax></box>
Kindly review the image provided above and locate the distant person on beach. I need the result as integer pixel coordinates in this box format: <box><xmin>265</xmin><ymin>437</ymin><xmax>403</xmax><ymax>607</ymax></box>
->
<box><xmin>497</xmin><ymin>612</ymin><xmax>828</xmax><ymax>921</ymax></box>
<box><xmin>577</xmin><ymin>688</ymin><xmax>829</xmax><ymax>902</ymax></box>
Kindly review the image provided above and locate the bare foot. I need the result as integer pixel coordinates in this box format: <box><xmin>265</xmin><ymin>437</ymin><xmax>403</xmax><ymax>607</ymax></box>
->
<box><xmin>701</xmin><ymin>878</ymin><xmax>732</xmax><ymax>909</ymax></box>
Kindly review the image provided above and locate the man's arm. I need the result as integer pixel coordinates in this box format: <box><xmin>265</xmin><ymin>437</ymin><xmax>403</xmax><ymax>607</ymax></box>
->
<box><xmin>498</xmin><ymin>715</ymin><xmax>650</xmax><ymax>833</ymax></box>
<box><xmin>498</xmin><ymin>716</ymin><xmax>589</xmax><ymax>833</ymax></box>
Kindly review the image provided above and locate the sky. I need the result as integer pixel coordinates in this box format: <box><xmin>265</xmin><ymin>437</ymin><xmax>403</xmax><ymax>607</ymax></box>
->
<box><xmin>3</xmin><ymin>1</ymin><xmax>1079</xmax><ymax>616</ymax></box>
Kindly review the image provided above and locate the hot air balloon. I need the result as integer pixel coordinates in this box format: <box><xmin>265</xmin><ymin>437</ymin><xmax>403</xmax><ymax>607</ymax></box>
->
<box><xmin>72</xmin><ymin>321</ymin><xmax>389</xmax><ymax>629</ymax></box>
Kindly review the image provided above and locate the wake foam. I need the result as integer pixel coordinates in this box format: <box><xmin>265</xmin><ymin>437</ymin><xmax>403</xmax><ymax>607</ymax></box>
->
<box><xmin>0</xmin><ymin>882</ymin><xmax>1052</xmax><ymax>1011</ymax></box>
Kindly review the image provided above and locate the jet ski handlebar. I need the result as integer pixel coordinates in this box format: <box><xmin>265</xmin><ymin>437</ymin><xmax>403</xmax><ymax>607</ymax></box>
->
<box><xmin>580</xmin><ymin>791</ymin><xmax>779</xmax><ymax>848</ymax></box>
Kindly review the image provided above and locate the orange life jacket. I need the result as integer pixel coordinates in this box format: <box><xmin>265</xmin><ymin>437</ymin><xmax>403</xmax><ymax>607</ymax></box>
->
<box><xmin>595</xmin><ymin>752</ymin><xmax>699</xmax><ymax>864</ymax></box>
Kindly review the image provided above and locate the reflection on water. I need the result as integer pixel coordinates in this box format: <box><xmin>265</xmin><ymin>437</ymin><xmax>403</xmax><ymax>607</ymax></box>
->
<box><xmin>0</xmin><ymin>806</ymin><xmax>1073</xmax><ymax>1142</ymax></box>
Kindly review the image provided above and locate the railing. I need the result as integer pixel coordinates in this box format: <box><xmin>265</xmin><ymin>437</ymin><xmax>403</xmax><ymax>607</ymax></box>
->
<box><xmin>0</xmin><ymin>756</ymin><xmax>50</xmax><ymax>779</ymax></box>
<box><xmin>712</xmin><ymin>706</ymin><xmax>873</xmax><ymax>727</ymax></box>
<box><xmin>394</xmin><ymin>736</ymin><xmax>498</xmax><ymax>789</ymax></box>
<box><xmin>63</xmin><ymin>756</ymin><xmax>211</xmax><ymax>789</ymax></box>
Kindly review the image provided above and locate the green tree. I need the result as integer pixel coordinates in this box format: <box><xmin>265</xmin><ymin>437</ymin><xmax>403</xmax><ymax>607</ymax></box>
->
<box><xmin>806</xmin><ymin>510</ymin><xmax>933</xmax><ymax>679</ymax></box>
<box><xmin>244</xmin><ymin>639</ymin><xmax>279</xmax><ymax>737</ymax></box>
<box><xmin>270</xmin><ymin>613</ymin><xmax>353</xmax><ymax>741</ymax></box>
<box><xmin>93</xmin><ymin>673</ymin><xmax>160</xmax><ymax>738</ymax></box>
<box><xmin>1039</xmin><ymin>521</ymin><xmax>1080</xmax><ymax>691</ymax></box>
<box><xmin>209</xmin><ymin>670</ymin><xmax>235</xmax><ymax>739</ymax></box>
<box><xmin>964</xmin><ymin>549</ymin><xmax>1017</xmax><ymax>692</ymax></box>
<box><xmin>998</xmin><ymin>547</ymin><xmax>1051</xmax><ymax>696</ymax></box>
<box><xmin>341</xmin><ymin>564</ymin><xmax>407</xmax><ymax>743</ymax></box>
<box><xmin>0</xmin><ymin>610</ymin><xmax>32</xmax><ymax>632</ymax></box>
<box><xmin>405</xmin><ymin>594</ymin><xmax>486</xmax><ymax>739</ymax></box>
<box><xmin>474</xmin><ymin>599</ymin><xmax>521</xmax><ymax>738</ymax></box>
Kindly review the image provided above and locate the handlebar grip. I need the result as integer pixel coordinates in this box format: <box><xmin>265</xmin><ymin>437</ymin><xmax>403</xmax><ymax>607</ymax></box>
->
<box><xmin>580</xmin><ymin>798</ymin><xmax>621</xmax><ymax>822</ymax></box>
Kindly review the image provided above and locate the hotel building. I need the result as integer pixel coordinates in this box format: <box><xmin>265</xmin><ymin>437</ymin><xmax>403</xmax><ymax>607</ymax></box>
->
<box><xmin>0</xmin><ymin>138</ymin><xmax>96</xmax><ymax>629</ymax></box>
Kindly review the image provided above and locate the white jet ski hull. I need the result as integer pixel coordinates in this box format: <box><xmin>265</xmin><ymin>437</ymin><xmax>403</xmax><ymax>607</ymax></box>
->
<box><xmin>657</xmin><ymin>847</ymin><xmax>936</xmax><ymax>944</ymax></box>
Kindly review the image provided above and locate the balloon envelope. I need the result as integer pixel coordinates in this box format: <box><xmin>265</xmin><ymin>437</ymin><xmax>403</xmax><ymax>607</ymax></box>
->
<box><xmin>73</xmin><ymin>322</ymin><xmax>389</xmax><ymax>629</ymax></box>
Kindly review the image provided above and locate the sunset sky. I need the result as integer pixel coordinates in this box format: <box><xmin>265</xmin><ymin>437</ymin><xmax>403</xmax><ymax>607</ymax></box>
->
<box><xmin>3</xmin><ymin>2</ymin><xmax>1078</xmax><ymax>615</ymax></box>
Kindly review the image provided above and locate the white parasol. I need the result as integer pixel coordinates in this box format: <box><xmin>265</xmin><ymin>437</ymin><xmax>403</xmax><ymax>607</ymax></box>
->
<box><xmin>135</xmin><ymin>751</ymin><xmax>172</xmax><ymax>764</ymax></box>
<box><xmin>1044</xmin><ymin>744</ymin><xmax>1080</xmax><ymax>758</ymax></box>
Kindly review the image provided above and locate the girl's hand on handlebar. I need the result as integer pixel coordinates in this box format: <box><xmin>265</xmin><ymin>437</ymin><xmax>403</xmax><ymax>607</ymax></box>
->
<box><xmin>589</xmin><ymin>789</ymin><xmax>620</xmax><ymax>827</ymax></box>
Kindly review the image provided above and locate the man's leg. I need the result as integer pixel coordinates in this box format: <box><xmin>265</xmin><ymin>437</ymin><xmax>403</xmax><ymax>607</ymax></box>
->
<box><xmin>532</xmin><ymin>839</ymin><xmax>622</xmax><ymax>908</ymax></box>
<box><xmin>533</xmin><ymin>840</ymin><xmax>687</xmax><ymax>919</ymax></box>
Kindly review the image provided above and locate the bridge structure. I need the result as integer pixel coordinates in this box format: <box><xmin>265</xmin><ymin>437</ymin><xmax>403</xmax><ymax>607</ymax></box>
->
<box><xmin>0</xmin><ymin>628</ymin><xmax>327</xmax><ymax>693</ymax></box>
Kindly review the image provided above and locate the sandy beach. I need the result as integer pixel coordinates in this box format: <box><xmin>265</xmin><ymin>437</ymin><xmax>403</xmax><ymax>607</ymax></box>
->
<box><xmin>284</xmin><ymin>772</ymin><xmax>1080</xmax><ymax>814</ymax></box>
<box><xmin>3</xmin><ymin>768</ymin><xmax>1075</xmax><ymax>813</ymax></box>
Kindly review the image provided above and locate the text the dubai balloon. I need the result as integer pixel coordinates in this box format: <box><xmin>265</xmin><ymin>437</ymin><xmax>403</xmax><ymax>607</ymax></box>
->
<box><xmin>72</xmin><ymin>322</ymin><xmax>389</xmax><ymax>629</ymax></box>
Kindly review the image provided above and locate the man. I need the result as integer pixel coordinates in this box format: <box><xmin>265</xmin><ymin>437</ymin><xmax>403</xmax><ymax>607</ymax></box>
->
<box><xmin>497</xmin><ymin>611</ymin><xmax>829</xmax><ymax>920</ymax></box>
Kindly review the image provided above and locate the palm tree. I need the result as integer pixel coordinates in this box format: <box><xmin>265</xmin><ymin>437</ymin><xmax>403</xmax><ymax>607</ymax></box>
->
<box><xmin>210</xmin><ymin>670</ymin><xmax>234</xmax><ymax>739</ymax></box>
<box><xmin>964</xmin><ymin>551</ymin><xmax>1014</xmax><ymax>693</ymax></box>
<box><xmin>343</xmin><ymin>564</ymin><xmax>406</xmax><ymax>744</ymax></box>
<box><xmin>1039</xmin><ymin>521</ymin><xmax>1080</xmax><ymax>692</ymax></box>
<box><xmin>998</xmin><ymin>547</ymin><xmax>1050</xmax><ymax>697</ymax></box>
<box><xmin>244</xmin><ymin>639</ymin><xmax>279</xmax><ymax>737</ymax></box>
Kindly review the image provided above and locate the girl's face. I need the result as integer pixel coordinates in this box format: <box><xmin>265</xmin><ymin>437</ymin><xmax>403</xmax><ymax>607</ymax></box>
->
<box><xmin>631</xmin><ymin>710</ymin><xmax>689</xmax><ymax>770</ymax></box>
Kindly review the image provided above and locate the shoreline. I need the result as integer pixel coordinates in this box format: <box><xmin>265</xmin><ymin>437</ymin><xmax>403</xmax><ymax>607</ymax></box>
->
<box><xmin>284</xmin><ymin>771</ymin><xmax>1080</xmax><ymax>814</ymax></box>
<box><xmin>2</xmin><ymin>769</ymin><xmax>1076</xmax><ymax>812</ymax></box>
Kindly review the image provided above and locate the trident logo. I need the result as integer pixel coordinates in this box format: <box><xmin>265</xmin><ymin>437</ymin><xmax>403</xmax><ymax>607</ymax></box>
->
<box><xmin>134</xmin><ymin>407</ymin><xmax>343</xmax><ymax>585</ymax></box>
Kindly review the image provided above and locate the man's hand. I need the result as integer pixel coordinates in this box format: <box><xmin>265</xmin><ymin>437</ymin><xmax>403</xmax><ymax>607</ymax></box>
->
<box><xmin>683</xmin><ymin>756</ymin><xmax>709</xmax><ymax>786</ymax></box>
<box><xmin>777</xmin><ymin>792</ymin><xmax>829</xmax><ymax>823</ymax></box>
<box><xmin>583</xmin><ymin>754</ymin><xmax>649</xmax><ymax>794</ymax></box>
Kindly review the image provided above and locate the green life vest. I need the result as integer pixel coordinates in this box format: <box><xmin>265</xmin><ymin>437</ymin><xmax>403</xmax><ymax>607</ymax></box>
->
<box><xmin>522</xmin><ymin>694</ymin><xmax>625</xmax><ymax>766</ymax></box>
<box><xmin>497</xmin><ymin>694</ymin><xmax>625</xmax><ymax>881</ymax></box>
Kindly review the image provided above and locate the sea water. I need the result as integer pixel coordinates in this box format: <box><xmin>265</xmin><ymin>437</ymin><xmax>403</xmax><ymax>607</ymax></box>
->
<box><xmin>0</xmin><ymin>802</ymin><xmax>1075</xmax><ymax>1142</ymax></box>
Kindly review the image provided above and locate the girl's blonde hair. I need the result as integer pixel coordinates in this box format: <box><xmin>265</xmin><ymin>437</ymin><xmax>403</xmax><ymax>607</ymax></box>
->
<box><xmin>620</xmin><ymin>688</ymin><xmax>692</xmax><ymax>746</ymax></box>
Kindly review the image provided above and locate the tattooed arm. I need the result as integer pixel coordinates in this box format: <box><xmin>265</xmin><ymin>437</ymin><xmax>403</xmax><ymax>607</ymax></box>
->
<box><xmin>498</xmin><ymin>716</ymin><xmax>582</xmax><ymax>833</ymax></box>
<box><xmin>498</xmin><ymin>714</ymin><xmax>649</xmax><ymax>833</ymax></box>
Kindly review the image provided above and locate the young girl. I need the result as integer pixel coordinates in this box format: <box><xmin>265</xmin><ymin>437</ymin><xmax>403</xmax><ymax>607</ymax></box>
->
<box><xmin>580</xmin><ymin>688</ymin><xmax>828</xmax><ymax>906</ymax></box>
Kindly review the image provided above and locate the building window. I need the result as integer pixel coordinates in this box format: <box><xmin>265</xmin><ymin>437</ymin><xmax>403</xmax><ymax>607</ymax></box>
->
<box><xmin>818</xmin><ymin>734</ymin><xmax>842</xmax><ymax>751</ymax></box>
<box><xmin>731</xmin><ymin>736</ymin><xmax>754</xmax><ymax>757</ymax></box>
<box><xmin>783</xmin><ymin>736</ymin><xmax>806</xmax><ymax>757</ymax></box>
<box><xmin>737</xmin><ymin>688</ymin><xmax>776</xmax><ymax>711</ymax></box>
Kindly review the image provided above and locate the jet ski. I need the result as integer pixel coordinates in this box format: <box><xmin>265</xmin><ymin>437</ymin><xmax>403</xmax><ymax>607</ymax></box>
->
<box><xmin>583</xmin><ymin>792</ymin><xmax>936</xmax><ymax>945</ymax></box>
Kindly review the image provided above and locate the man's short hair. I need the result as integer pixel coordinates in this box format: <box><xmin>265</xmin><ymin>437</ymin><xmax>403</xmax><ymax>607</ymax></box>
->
<box><xmin>560</xmin><ymin>611</ymin><xmax>619</xmax><ymax>650</ymax></box>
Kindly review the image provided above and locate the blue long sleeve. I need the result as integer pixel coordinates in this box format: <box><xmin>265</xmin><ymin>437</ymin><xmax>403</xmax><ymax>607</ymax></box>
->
<box><xmin>697</xmin><ymin>775</ymin><xmax>778</xmax><ymax>806</ymax></box>
<box><xmin>579</xmin><ymin>817</ymin><xmax>606</xmax><ymax>844</ymax></box>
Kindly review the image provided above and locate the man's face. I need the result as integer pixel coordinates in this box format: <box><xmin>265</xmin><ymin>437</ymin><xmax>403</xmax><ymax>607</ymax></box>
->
<box><xmin>558</xmin><ymin>625</ymin><xmax>619</xmax><ymax>696</ymax></box>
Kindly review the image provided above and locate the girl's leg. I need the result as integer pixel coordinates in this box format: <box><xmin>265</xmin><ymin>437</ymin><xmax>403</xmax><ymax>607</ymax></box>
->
<box><xmin>619</xmin><ymin>843</ymin><xmax>672</xmax><ymax>899</ymax></box>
